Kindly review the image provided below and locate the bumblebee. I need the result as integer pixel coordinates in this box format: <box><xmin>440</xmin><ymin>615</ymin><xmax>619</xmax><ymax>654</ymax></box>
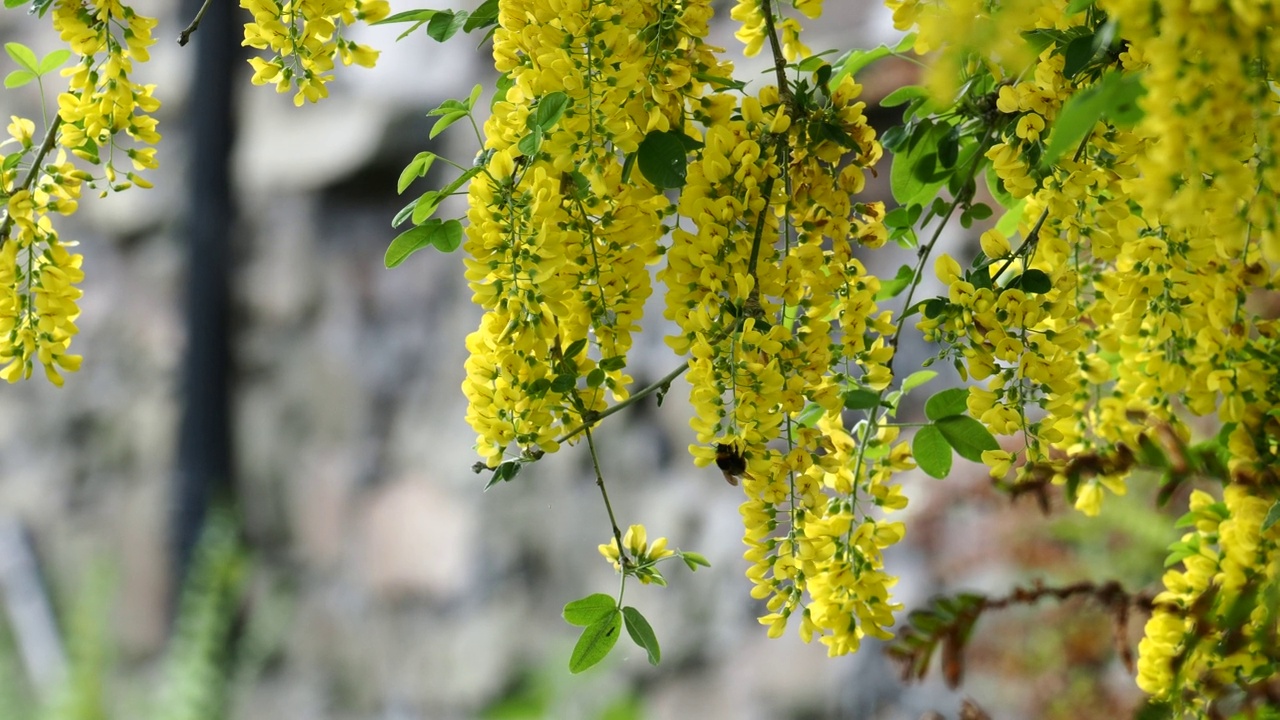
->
<box><xmin>714</xmin><ymin>443</ymin><xmax>746</xmax><ymax>486</ymax></box>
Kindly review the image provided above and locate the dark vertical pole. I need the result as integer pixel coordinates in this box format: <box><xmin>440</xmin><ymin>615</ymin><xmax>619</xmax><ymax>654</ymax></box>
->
<box><xmin>173</xmin><ymin>0</ymin><xmax>238</xmax><ymax>595</ymax></box>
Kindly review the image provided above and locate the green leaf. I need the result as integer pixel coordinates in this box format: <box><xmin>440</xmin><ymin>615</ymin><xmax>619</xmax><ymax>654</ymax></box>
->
<box><xmin>936</xmin><ymin>127</ymin><xmax>959</xmax><ymax>169</ymax></box>
<box><xmin>517</xmin><ymin>126</ymin><xmax>543</xmax><ymax>157</ymax></box>
<box><xmin>879</xmin><ymin>124</ymin><xmax>908</xmax><ymax>152</ymax></box>
<box><xmin>433</xmin><ymin>219</ymin><xmax>463</xmax><ymax>252</ymax></box>
<box><xmin>1008</xmin><ymin>269</ymin><xmax>1052</xmax><ymax>294</ymax></box>
<box><xmin>935</xmin><ymin>416</ymin><xmax>999</xmax><ymax>462</ymax></box>
<box><xmin>462</xmin><ymin>0</ymin><xmax>499</xmax><ymax>32</ymax></box>
<box><xmin>397</xmin><ymin>151</ymin><xmax>436</xmax><ymax>194</ymax></box>
<box><xmin>881</xmin><ymin>85</ymin><xmax>929</xmax><ymax>108</ymax></box>
<box><xmin>437</xmin><ymin>166</ymin><xmax>483</xmax><ymax>198</ymax></box>
<box><xmin>924</xmin><ymin>387</ymin><xmax>969</xmax><ymax>421</ymax></box>
<box><xmin>913</xmin><ymin>425</ymin><xmax>952</xmax><ymax>479</ymax></box>
<box><xmin>411</xmin><ymin>190</ymin><xmax>443</xmax><ymax>225</ymax></box>
<box><xmin>36</xmin><ymin>49</ymin><xmax>69</xmax><ymax>75</ymax></box>
<box><xmin>371</xmin><ymin>8</ymin><xmax>439</xmax><ymax>25</ymax></box>
<box><xmin>901</xmin><ymin>370</ymin><xmax>938</xmax><ymax>395</ymax></box>
<box><xmin>1061</xmin><ymin>33</ymin><xmax>1097</xmax><ymax>79</ymax></box>
<box><xmin>830</xmin><ymin>33</ymin><xmax>915</xmax><ymax>88</ymax></box>
<box><xmin>966</xmin><ymin>203</ymin><xmax>993</xmax><ymax>221</ymax></box>
<box><xmin>430</xmin><ymin>111</ymin><xmax>468</xmax><ymax>139</ymax></box>
<box><xmin>843</xmin><ymin>388</ymin><xmax>881</xmax><ymax>410</ymax></box>
<box><xmin>563</xmin><ymin>593</ymin><xmax>617</xmax><ymax>626</ymax></box>
<box><xmin>3</xmin><ymin>69</ymin><xmax>34</xmax><ymax>89</ymax></box>
<box><xmin>875</xmin><ymin>264</ymin><xmax>914</xmax><ymax>301</ymax></box>
<box><xmin>691</xmin><ymin>72</ymin><xmax>746</xmax><ymax>91</ymax></box>
<box><xmin>484</xmin><ymin>460</ymin><xmax>523</xmax><ymax>490</ymax></box>
<box><xmin>4</xmin><ymin>43</ymin><xmax>37</xmax><ymax>73</ymax></box>
<box><xmin>383</xmin><ymin>218</ymin><xmax>462</xmax><ymax>267</ymax></box>
<box><xmin>794</xmin><ymin>402</ymin><xmax>824</xmax><ymax>428</ymax></box>
<box><xmin>622</xmin><ymin>607</ymin><xmax>661</xmax><ymax>665</ymax></box>
<box><xmin>1263</xmin><ymin>501</ymin><xmax>1280</xmax><ymax>532</ymax></box>
<box><xmin>599</xmin><ymin>356</ymin><xmax>626</xmax><ymax>371</ymax></box>
<box><xmin>569</xmin><ymin>611</ymin><xmax>622</xmax><ymax>673</ymax></box>
<box><xmin>392</xmin><ymin>198</ymin><xmax>418</xmax><ymax>228</ymax></box>
<box><xmin>1042</xmin><ymin>70</ymin><xmax>1146</xmax><ymax>166</ymax></box>
<box><xmin>427</xmin><ymin>98</ymin><xmax>468</xmax><ymax>117</ymax></box>
<box><xmin>1066</xmin><ymin>0</ymin><xmax>1096</xmax><ymax>12</ymax></box>
<box><xmin>890</xmin><ymin>121</ymin><xmax>949</xmax><ymax>207</ymax></box>
<box><xmin>535</xmin><ymin>91</ymin><xmax>570</xmax><ymax>131</ymax></box>
<box><xmin>995</xmin><ymin>200</ymin><xmax>1025</xmax><ymax>237</ymax></box>
<box><xmin>637</xmin><ymin>130</ymin><xmax>687</xmax><ymax>189</ymax></box>
<box><xmin>384</xmin><ymin>221</ymin><xmax>440</xmax><ymax>269</ymax></box>
<box><xmin>466</xmin><ymin>83</ymin><xmax>483</xmax><ymax>110</ymax></box>
<box><xmin>3</xmin><ymin>0</ymin><xmax>26</xmax><ymax>8</ymax></box>
<box><xmin>680</xmin><ymin>551</ymin><xmax>710</xmax><ymax>570</ymax></box>
<box><xmin>426</xmin><ymin>10</ymin><xmax>468</xmax><ymax>42</ymax></box>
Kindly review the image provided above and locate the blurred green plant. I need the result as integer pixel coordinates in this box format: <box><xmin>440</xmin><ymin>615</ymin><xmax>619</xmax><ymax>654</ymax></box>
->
<box><xmin>0</xmin><ymin>513</ymin><xmax>255</xmax><ymax>720</ymax></box>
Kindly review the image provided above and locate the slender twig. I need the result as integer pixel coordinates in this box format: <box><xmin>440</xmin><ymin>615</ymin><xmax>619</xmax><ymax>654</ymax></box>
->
<box><xmin>555</xmin><ymin>360</ymin><xmax>690</xmax><ymax>444</ymax></box>
<box><xmin>0</xmin><ymin>116</ymin><xmax>62</xmax><ymax>241</ymax></box>
<box><xmin>745</xmin><ymin>171</ymin><xmax>776</xmax><ymax>279</ymax></box>
<box><xmin>758</xmin><ymin>0</ymin><xmax>794</xmax><ymax>108</ymax></box>
<box><xmin>585</xmin><ymin>426</ymin><xmax>627</xmax><ymax>566</ymax></box>
<box><xmin>178</xmin><ymin>0</ymin><xmax>214</xmax><ymax>46</ymax></box>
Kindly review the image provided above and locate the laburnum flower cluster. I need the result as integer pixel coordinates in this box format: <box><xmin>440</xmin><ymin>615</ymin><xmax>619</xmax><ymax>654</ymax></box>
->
<box><xmin>464</xmin><ymin>0</ymin><xmax>921</xmax><ymax>657</ymax></box>
<box><xmin>1</xmin><ymin>119</ymin><xmax>89</xmax><ymax>386</ymax></box>
<box><xmin>51</xmin><ymin>0</ymin><xmax>161</xmax><ymax>182</ymax></box>
<box><xmin>463</xmin><ymin>0</ymin><xmax>723</xmax><ymax>466</ymax></box>
<box><xmin>892</xmin><ymin>0</ymin><xmax>1280</xmax><ymax>710</ymax></box>
<box><xmin>1</xmin><ymin>0</ymin><xmax>162</xmax><ymax>386</ymax></box>
<box><xmin>241</xmin><ymin>0</ymin><xmax>390</xmax><ymax>106</ymax></box>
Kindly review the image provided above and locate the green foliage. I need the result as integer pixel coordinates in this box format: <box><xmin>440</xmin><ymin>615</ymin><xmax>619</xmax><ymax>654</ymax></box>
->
<box><xmin>620</xmin><ymin>607</ymin><xmax>660</xmax><ymax>666</ymax></box>
<box><xmin>568</xmin><ymin>607</ymin><xmax>621</xmax><ymax>674</ymax></box>
<box><xmin>1042</xmin><ymin>70</ymin><xmax>1145</xmax><ymax>166</ymax></box>
<box><xmin>152</xmin><ymin>513</ymin><xmax>248</xmax><ymax>720</ymax></box>
<box><xmin>913</xmin><ymin>424</ymin><xmax>951</xmax><ymax>479</ymax></box>
<box><xmin>43</xmin><ymin>563</ymin><xmax>113</xmax><ymax>720</ymax></box>
<box><xmin>637</xmin><ymin>130</ymin><xmax>689</xmax><ymax>189</ymax></box>
<box><xmin>830</xmin><ymin>33</ymin><xmax>916</xmax><ymax>87</ymax></box>
<box><xmin>4</xmin><ymin>42</ymin><xmax>68</xmax><ymax>88</ymax></box>
<box><xmin>912</xmin><ymin>389</ymin><xmax>999</xmax><ymax>478</ymax></box>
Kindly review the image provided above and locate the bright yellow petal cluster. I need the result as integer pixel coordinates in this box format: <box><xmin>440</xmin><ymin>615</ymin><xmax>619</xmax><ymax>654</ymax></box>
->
<box><xmin>241</xmin><ymin>0</ymin><xmax>388</xmax><ymax>105</ymax></box>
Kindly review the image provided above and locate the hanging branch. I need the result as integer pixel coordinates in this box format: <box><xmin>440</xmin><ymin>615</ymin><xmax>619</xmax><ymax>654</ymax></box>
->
<box><xmin>885</xmin><ymin>580</ymin><xmax>1159</xmax><ymax>689</ymax></box>
<box><xmin>178</xmin><ymin>0</ymin><xmax>215</xmax><ymax>46</ymax></box>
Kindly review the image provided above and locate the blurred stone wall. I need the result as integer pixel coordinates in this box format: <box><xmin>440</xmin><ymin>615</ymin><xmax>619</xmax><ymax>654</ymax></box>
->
<box><xmin>0</xmin><ymin>3</ymin><xmax>1146</xmax><ymax>719</ymax></box>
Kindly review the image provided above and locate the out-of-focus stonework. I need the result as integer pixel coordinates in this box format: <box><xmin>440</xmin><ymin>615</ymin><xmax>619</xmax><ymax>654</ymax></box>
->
<box><xmin>0</xmin><ymin>3</ymin><xmax>1117</xmax><ymax>719</ymax></box>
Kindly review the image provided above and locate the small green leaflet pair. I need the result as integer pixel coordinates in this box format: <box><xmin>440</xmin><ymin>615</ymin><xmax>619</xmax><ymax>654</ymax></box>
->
<box><xmin>370</xmin><ymin>0</ymin><xmax>499</xmax><ymax>43</ymax></box>
<box><xmin>912</xmin><ymin>388</ymin><xmax>1000</xmax><ymax>479</ymax></box>
<box><xmin>562</xmin><ymin>551</ymin><xmax>709</xmax><ymax>673</ymax></box>
<box><xmin>3</xmin><ymin>41</ymin><xmax>67</xmax><ymax>89</ymax></box>
<box><xmin>383</xmin><ymin>84</ymin><xmax>492</xmax><ymax>268</ymax></box>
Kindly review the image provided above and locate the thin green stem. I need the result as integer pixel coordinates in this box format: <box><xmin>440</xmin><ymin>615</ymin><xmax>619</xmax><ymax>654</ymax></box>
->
<box><xmin>745</xmin><ymin>170</ymin><xmax>776</xmax><ymax>280</ymax></box>
<box><xmin>555</xmin><ymin>360</ymin><xmax>690</xmax><ymax>444</ymax></box>
<box><xmin>585</xmin><ymin>426</ymin><xmax>627</xmax><ymax>567</ymax></box>
<box><xmin>178</xmin><ymin>0</ymin><xmax>214</xmax><ymax>46</ymax></box>
<box><xmin>758</xmin><ymin>0</ymin><xmax>794</xmax><ymax>108</ymax></box>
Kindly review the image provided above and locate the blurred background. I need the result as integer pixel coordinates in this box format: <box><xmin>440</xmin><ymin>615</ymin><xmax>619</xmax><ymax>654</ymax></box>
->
<box><xmin>0</xmin><ymin>1</ymin><xmax>1171</xmax><ymax>718</ymax></box>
